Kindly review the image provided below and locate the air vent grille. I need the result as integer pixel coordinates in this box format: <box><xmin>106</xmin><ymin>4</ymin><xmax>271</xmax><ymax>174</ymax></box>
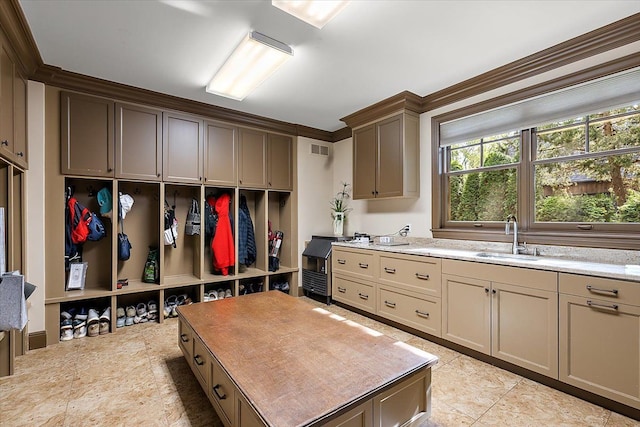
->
<box><xmin>310</xmin><ymin>144</ymin><xmax>329</xmax><ymax>156</ymax></box>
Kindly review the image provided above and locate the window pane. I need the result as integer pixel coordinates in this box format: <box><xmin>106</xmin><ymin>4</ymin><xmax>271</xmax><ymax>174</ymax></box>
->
<box><xmin>588</xmin><ymin>112</ymin><xmax>640</xmax><ymax>153</ymax></box>
<box><xmin>450</xmin><ymin>144</ymin><xmax>481</xmax><ymax>171</ymax></box>
<box><xmin>482</xmin><ymin>137</ymin><xmax>519</xmax><ymax>166</ymax></box>
<box><xmin>536</xmin><ymin>124</ymin><xmax>586</xmax><ymax>160</ymax></box>
<box><xmin>449</xmin><ymin>168</ymin><xmax>517</xmax><ymax>222</ymax></box>
<box><xmin>534</xmin><ymin>153</ymin><xmax>640</xmax><ymax>223</ymax></box>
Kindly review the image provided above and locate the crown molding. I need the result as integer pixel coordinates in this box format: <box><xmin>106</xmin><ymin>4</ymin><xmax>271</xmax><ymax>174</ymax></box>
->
<box><xmin>340</xmin><ymin>91</ymin><xmax>422</xmax><ymax>129</ymax></box>
<box><xmin>0</xmin><ymin>0</ymin><xmax>43</xmax><ymax>76</ymax></box>
<box><xmin>422</xmin><ymin>12</ymin><xmax>640</xmax><ymax>112</ymax></box>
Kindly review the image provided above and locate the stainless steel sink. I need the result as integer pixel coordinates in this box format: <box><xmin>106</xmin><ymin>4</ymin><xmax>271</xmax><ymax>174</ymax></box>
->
<box><xmin>475</xmin><ymin>252</ymin><xmax>541</xmax><ymax>262</ymax></box>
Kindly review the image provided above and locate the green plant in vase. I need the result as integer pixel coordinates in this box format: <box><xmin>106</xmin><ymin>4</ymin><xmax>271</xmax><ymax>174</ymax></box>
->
<box><xmin>330</xmin><ymin>182</ymin><xmax>352</xmax><ymax>236</ymax></box>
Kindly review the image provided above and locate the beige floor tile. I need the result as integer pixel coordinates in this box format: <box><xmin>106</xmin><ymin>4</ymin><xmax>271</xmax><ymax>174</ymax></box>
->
<box><xmin>432</xmin><ymin>355</ymin><xmax>522</xmax><ymax>419</ymax></box>
<box><xmin>417</xmin><ymin>400</ymin><xmax>476</xmax><ymax>426</ymax></box>
<box><xmin>405</xmin><ymin>337</ymin><xmax>461</xmax><ymax>369</ymax></box>
<box><xmin>606</xmin><ymin>411</ymin><xmax>640</xmax><ymax>426</ymax></box>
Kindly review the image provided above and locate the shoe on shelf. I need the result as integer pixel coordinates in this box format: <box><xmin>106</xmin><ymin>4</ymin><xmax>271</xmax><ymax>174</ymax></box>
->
<box><xmin>116</xmin><ymin>317</ymin><xmax>125</xmax><ymax>328</ymax></box>
<box><xmin>88</xmin><ymin>323</ymin><xmax>100</xmax><ymax>337</ymax></box>
<box><xmin>164</xmin><ymin>295</ymin><xmax>177</xmax><ymax>318</ymax></box>
<box><xmin>116</xmin><ymin>307</ymin><xmax>125</xmax><ymax>318</ymax></box>
<box><xmin>217</xmin><ymin>289</ymin><xmax>225</xmax><ymax>300</ymax></box>
<box><xmin>176</xmin><ymin>294</ymin><xmax>186</xmax><ymax>306</ymax></box>
<box><xmin>126</xmin><ymin>305</ymin><xmax>136</xmax><ymax>318</ymax></box>
<box><xmin>60</xmin><ymin>310</ymin><xmax>73</xmax><ymax>320</ymax></box>
<box><xmin>125</xmin><ymin>316</ymin><xmax>134</xmax><ymax>326</ymax></box>
<box><xmin>99</xmin><ymin>321</ymin><xmax>110</xmax><ymax>335</ymax></box>
<box><xmin>209</xmin><ymin>290</ymin><xmax>218</xmax><ymax>301</ymax></box>
<box><xmin>75</xmin><ymin>307</ymin><xmax>88</xmax><ymax>321</ymax></box>
<box><xmin>203</xmin><ymin>293</ymin><xmax>210</xmax><ymax>302</ymax></box>
<box><xmin>60</xmin><ymin>318</ymin><xmax>73</xmax><ymax>330</ymax></box>
<box><xmin>60</xmin><ymin>328</ymin><xmax>74</xmax><ymax>341</ymax></box>
<box><xmin>72</xmin><ymin>318</ymin><xmax>85</xmax><ymax>329</ymax></box>
<box><xmin>170</xmin><ymin>304</ymin><xmax>178</xmax><ymax>318</ymax></box>
<box><xmin>100</xmin><ymin>307</ymin><xmax>111</xmax><ymax>322</ymax></box>
<box><xmin>225</xmin><ymin>289</ymin><xmax>232</xmax><ymax>298</ymax></box>
<box><xmin>73</xmin><ymin>325</ymin><xmax>87</xmax><ymax>339</ymax></box>
<box><xmin>147</xmin><ymin>301</ymin><xmax>158</xmax><ymax>320</ymax></box>
<box><xmin>280</xmin><ymin>282</ymin><xmax>290</xmax><ymax>292</ymax></box>
<box><xmin>135</xmin><ymin>302</ymin><xmax>148</xmax><ymax>323</ymax></box>
<box><xmin>87</xmin><ymin>308</ymin><xmax>100</xmax><ymax>324</ymax></box>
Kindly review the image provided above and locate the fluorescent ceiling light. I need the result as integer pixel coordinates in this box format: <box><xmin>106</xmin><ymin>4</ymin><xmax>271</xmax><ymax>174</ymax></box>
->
<box><xmin>272</xmin><ymin>1</ymin><xmax>350</xmax><ymax>29</ymax></box>
<box><xmin>206</xmin><ymin>31</ymin><xmax>293</xmax><ymax>101</ymax></box>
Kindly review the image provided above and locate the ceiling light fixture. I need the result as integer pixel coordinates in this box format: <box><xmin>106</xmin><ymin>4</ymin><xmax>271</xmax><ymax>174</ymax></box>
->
<box><xmin>272</xmin><ymin>0</ymin><xmax>350</xmax><ymax>29</ymax></box>
<box><xmin>206</xmin><ymin>31</ymin><xmax>293</xmax><ymax>101</ymax></box>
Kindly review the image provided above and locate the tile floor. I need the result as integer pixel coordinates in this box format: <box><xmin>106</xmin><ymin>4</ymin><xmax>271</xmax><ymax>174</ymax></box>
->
<box><xmin>1</xmin><ymin>296</ymin><xmax>638</xmax><ymax>426</ymax></box>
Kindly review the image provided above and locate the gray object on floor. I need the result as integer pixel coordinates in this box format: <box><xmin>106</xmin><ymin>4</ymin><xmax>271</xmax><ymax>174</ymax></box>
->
<box><xmin>0</xmin><ymin>273</ymin><xmax>28</xmax><ymax>331</ymax></box>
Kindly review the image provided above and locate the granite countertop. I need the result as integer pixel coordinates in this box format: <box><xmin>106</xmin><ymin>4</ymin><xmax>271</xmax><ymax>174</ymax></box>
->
<box><xmin>332</xmin><ymin>238</ymin><xmax>640</xmax><ymax>282</ymax></box>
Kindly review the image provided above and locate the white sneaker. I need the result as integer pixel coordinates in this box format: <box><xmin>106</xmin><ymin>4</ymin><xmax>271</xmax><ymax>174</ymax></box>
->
<box><xmin>74</xmin><ymin>325</ymin><xmax>87</xmax><ymax>339</ymax></box>
<box><xmin>60</xmin><ymin>329</ymin><xmax>74</xmax><ymax>341</ymax></box>
<box><xmin>87</xmin><ymin>308</ymin><xmax>100</xmax><ymax>324</ymax></box>
<box><xmin>100</xmin><ymin>307</ymin><xmax>111</xmax><ymax>322</ymax></box>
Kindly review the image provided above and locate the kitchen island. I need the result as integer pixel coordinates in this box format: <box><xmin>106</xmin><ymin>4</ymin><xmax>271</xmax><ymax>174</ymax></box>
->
<box><xmin>177</xmin><ymin>291</ymin><xmax>438</xmax><ymax>426</ymax></box>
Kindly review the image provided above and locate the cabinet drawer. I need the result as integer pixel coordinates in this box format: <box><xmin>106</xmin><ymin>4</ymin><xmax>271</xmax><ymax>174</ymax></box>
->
<box><xmin>178</xmin><ymin>319</ymin><xmax>194</xmax><ymax>363</ymax></box>
<box><xmin>210</xmin><ymin>356</ymin><xmax>236</xmax><ymax>426</ymax></box>
<box><xmin>378</xmin><ymin>287</ymin><xmax>441</xmax><ymax>337</ymax></box>
<box><xmin>559</xmin><ymin>273</ymin><xmax>640</xmax><ymax>306</ymax></box>
<box><xmin>333</xmin><ymin>275</ymin><xmax>375</xmax><ymax>313</ymax></box>
<box><xmin>192</xmin><ymin>336</ymin><xmax>210</xmax><ymax>391</ymax></box>
<box><xmin>333</xmin><ymin>248</ymin><xmax>375</xmax><ymax>279</ymax></box>
<box><xmin>379</xmin><ymin>254</ymin><xmax>441</xmax><ymax>297</ymax></box>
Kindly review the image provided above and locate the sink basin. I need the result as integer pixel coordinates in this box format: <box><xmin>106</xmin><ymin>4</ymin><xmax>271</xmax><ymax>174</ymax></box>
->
<box><xmin>475</xmin><ymin>252</ymin><xmax>540</xmax><ymax>262</ymax></box>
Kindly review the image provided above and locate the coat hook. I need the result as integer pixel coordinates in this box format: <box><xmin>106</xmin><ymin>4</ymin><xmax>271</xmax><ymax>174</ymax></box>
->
<box><xmin>87</xmin><ymin>185</ymin><xmax>95</xmax><ymax>197</ymax></box>
<box><xmin>134</xmin><ymin>187</ymin><xmax>141</xmax><ymax>195</ymax></box>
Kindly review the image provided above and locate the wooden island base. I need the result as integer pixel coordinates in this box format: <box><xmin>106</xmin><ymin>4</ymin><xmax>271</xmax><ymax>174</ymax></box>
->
<box><xmin>177</xmin><ymin>291</ymin><xmax>438</xmax><ymax>427</ymax></box>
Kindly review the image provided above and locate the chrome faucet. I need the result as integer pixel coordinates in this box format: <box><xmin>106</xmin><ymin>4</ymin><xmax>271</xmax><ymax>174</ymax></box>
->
<box><xmin>505</xmin><ymin>215</ymin><xmax>525</xmax><ymax>255</ymax></box>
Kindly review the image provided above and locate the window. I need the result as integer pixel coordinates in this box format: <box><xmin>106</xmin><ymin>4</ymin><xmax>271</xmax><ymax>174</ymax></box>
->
<box><xmin>433</xmin><ymin>67</ymin><xmax>640</xmax><ymax>249</ymax></box>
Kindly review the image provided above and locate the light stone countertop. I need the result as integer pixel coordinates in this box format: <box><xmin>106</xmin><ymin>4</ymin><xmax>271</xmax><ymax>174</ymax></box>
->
<box><xmin>332</xmin><ymin>238</ymin><xmax>640</xmax><ymax>282</ymax></box>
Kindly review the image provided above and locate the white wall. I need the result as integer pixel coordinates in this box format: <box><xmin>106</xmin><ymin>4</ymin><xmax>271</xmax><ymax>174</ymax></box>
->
<box><xmin>26</xmin><ymin>81</ymin><xmax>46</xmax><ymax>332</ymax></box>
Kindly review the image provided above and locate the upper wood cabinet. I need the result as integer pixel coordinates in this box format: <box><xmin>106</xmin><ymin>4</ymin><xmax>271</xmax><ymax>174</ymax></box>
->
<box><xmin>204</xmin><ymin>121</ymin><xmax>237</xmax><ymax>187</ymax></box>
<box><xmin>352</xmin><ymin>112</ymin><xmax>419</xmax><ymax>200</ymax></box>
<box><xmin>238</xmin><ymin>128</ymin><xmax>267</xmax><ymax>188</ymax></box>
<box><xmin>162</xmin><ymin>112</ymin><xmax>203</xmax><ymax>184</ymax></box>
<box><xmin>0</xmin><ymin>40</ymin><xmax>26</xmax><ymax>169</ymax></box>
<box><xmin>115</xmin><ymin>103</ymin><xmax>162</xmax><ymax>181</ymax></box>
<box><xmin>61</xmin><ymin>92</ymin><xmax>115</xmax><ymax>177</ymax></box>
<box><xmin>267</xmin><ymin>133</ymin><xmax>292</xmax><ymax>191</ymax></box>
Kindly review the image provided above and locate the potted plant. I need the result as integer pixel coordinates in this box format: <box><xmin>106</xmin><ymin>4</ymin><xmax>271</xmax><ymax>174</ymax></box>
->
<box><xmin>330</xmin><ymin>182</ymin><xmax>352</xmax><ymax>236</ymax></box>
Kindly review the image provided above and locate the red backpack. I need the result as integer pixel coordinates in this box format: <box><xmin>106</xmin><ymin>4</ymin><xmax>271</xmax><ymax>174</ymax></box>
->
<box><xmin>68</xmin><ymin>196</ymin><xmax>92</xmax><ymax>244</ymax></box>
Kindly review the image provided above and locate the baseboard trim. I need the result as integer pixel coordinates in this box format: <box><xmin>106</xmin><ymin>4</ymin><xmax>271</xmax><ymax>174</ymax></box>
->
<box><xmin>28</xmin><ymin>331</ymin><xmax>46</xmax><ymax>350</ymax></box>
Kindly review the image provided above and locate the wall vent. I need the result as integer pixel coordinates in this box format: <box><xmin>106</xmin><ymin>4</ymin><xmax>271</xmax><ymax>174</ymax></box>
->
<box><xmin>310</xmin><ymin>144</ymin><xmax>329</xmax><ymax>156</ymax></box>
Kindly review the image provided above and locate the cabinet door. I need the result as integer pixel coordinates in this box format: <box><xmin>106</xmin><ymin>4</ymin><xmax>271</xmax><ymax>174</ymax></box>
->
<box><xmin>376</xmin><ymin>114</ymin><xmax>403</xmax><ymax>198</ymax></box>
<box><xmin>492</xmin><ymin>282</ymin><xmax>558</xmax><ymax>378</ymax></box>
<box><xmin>442</xmin><ymin>274</ymin><xmax>491</xmax><ymax>354</ymax></box>
<box><xmin>204</xmin><ymin>121</ymin><xmax>237</xmax><ymax>186</ymax></box>
<box><xmin>61</xmin><ymin>92</ymin><xmax>114</xmax><ymax>177</ymax></box>
<box><xmin>210</xmin><ymin>356</ymin><xmax>235</xmax><ymax>426</ymax></box>
<box><xmin>0</xmin><ymin>44</ymin><xmax>14</xmax><ymax>160</ymax></box>
<box><xmin>115</xmin><ymin>103</ymin><xmax>162</xmax><ymax>181</ymax></box>
<box><xmin>560</xmin><ymin>294</ymin><xmax>640</xmax><ymax>409</ymax></box>
<box><xmin>333</xmin><ymin>275</ymin><xmax>375</xmax><ymax>313</ymax></box>
<box><xmin>352</xmin><ymin>124</ymin><xmax>376</xmax><ymax>199</ymax></box>
<box><xmin>162</xmin><ymin>112</ymin><xmax>203</xmax><ymax>183</ymax></box>
<box><xmin>238</xmin><ymin>128</ymin><xmax>266</xmax><ymax>188</ymax></box>
<box><xmin>267</xmin><ymin>133</ymin><xmax>292</xmax><ymax>191</ymax></box>
<box><xmin>12</xmin><ymin>72</ymin><xmax>26</xmax><ymax>169</ymax></box>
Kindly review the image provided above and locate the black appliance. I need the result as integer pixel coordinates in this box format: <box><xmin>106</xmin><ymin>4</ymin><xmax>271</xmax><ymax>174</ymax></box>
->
<box><xmin>301</xmin><ymin>235</ymin><xmax>347</xmax><ymax>304</ymax></box>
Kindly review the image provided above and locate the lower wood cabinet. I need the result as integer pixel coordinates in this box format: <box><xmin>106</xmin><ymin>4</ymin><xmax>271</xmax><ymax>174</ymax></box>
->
<box><xmin>210</xmin><ymin>354</ymin><xmax>237</xmax><ymax>427</ymax></box>
<box><xmin>559</xmin><ymin>273</ymin><xmax>640</xmax><ymax>409</ymax></box>
<box><xmin>192</xmin><ymin>335</ymin><xmax>210</xmax><ymax>391</ymax></box>
<box><xmin>377</xmin><ymin>286</ymin><xmax>441</xmax><ymax>337</ymax></box>
<box><xmin>333</xmin><ymin>274</ymin><xmax>375</xmax><ymax>313</ymax></box>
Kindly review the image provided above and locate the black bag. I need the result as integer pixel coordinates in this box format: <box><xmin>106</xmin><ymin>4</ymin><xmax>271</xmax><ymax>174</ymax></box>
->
<box><xmin>86</xmin><ymin>212</ymin><xmax>106</xmax><ymax>241</ymax></box>
<box><xmin>185</xmin><ymin>198</ymin><xmax>201</xmax><ymax>236</ymax></box>
<box><xmin>118</xmin><ymin>233</ymin><xmax>132</xmax><ymax>261</ymax></box>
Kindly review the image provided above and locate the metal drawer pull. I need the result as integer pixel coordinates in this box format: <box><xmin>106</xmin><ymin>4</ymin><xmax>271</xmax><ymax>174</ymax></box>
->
<box><xmin>415</xmin><ymin>310</ymin><xmax>429</xmax><ymax>318</ymax></box>
<box><xmin>358</xmin><ymin>293</ymin><xmax>369</xmax><ymax>300</ymax></box>
<box><xmin>384</xmin><ymin>300</ymin><xmax>396</xmax><ymax>308</ymax></box>
<box><xmin>415</xmin><ymin>273</ymin><xmax>430</xmax><ymax>280</ymax></box>
<box><xmin>180</xmin><ymin>333</ymin><xmax>189</xmax><ymax>343</ymax></box>
<box><xmin>586</xmin><ymin>285</ymin><xmax>618</xmax><ymax>296</ymax></box>
<box><xmin>384</xmin><ymin>267</ymin><xmax>396</xmax><ymax>274</ymax></box>
<box><xmin>587</xmin><ymin>300</ymin><xmax>619</xmax><ymax>310</ymax></box>
<box><xmin>337</xmin><ymin>259</ymin><xmax>346</xmax><ymax>264</ymax></box>
<box><xmin>337</xmin><ymin>286</ymin><xmax>346</xmax><ymax>293</ymax></box>
<box><xmin>193</xmin><ymin>355</ymin><xmax>205</xmax><ymax>366</ymax></box>
<box><xmin>212</xmin><ymin>384</ymin><xmax>227</xmax><ymax>400</ymax></box>
<box><xmin>359</xmin><ymin>263</ymin><xmax>369</xmax><ymax>269</ymax></box>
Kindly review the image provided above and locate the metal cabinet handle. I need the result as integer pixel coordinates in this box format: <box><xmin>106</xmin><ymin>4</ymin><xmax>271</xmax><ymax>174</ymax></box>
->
<box><xmin>358</xmin><ymin>263</ymin><xmax>369</xmax><ymax>269</ymax></box>
<box><xmin>492</xmin><ymin>289</ymin><xmax>496</xmax><ymax>294</ymax></box>
<box><xmin>193</xmin><ymin>355</ymin><xmax>204</xmax><ymax>366</ymax></box>
<box><xmin>384</xmin><ymin>300</ymin><xmax>396</xmax><ymax>308</ymax></box>
<box><xmin>415</xmin><ymin>310</ymin><xmax>429</xmax><ymax>318</ymax></box>
<box><xmin>415</xmin><ymin>273</ymin><xmax>429</xmax><ymax>280</ymax></box>
<box><xmin>16</xmin><ymin>151</ymin><xmax>23</xmax><ymax>157</ymax></box>
<box><xmin>358</xmin><ymin>293</ymin><xmax>369</xmax><ymax>300</ymax></box>
<box><xmin>1</xmin><ymin>140</ymin><xmax>8</xmax><ymax>146</ymax></box>
<box><xmin>337</xmin><ymin>286</ymin><xmax>346</xmax><ymax>293</ymax></box>
<box><xmin>180</xmin><ymin>333</ymin><xmax>189</xmax><ymax>343</ymax></box>
<box><xmin>384</xmin><ymin>267</ymin><xmax>396</xmax><ymax>274</ymax></box>
<box><xmin>587</xmin><ymin>300</ymin><xmax>618</xmax><ymax>311</ymax></box>
<box><xmin>485</xmin><ymin>288</ymin><xmax>490</xmax><ymax>293</ymax></box>
<box><xmin>337</xmin><ymin>259</ymin><xmax>346</xmax><ymax>264</ymax></box>
<box><xmin>586</xmin><ymin>285</ymin><xmax>618</xmax><ymax>296</ymax></box>
<box><xmin>212</xmin><ymin>384</ymin><xmax>227</xmax><ymax>400</ymax></box>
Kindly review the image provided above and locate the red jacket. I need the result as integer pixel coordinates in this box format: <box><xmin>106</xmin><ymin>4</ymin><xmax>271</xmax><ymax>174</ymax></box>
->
<box><xmin>211</xmin><ymin>193</ymin><xmax>234</xmax><ymax>275</ymax></box>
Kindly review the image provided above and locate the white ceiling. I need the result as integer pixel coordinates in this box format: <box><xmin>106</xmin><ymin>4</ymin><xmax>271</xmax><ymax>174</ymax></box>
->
<box><xmin>18</xmin><ymin>1</ymin><xmax>640</xmax><ymax>132</ymax></box>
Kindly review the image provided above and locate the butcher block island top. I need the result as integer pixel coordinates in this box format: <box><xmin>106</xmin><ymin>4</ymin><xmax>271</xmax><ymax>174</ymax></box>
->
<box><xmin>177</xmin><ymin>291</ymin><xmax>438</xmax><ymax>427</ymax></box>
